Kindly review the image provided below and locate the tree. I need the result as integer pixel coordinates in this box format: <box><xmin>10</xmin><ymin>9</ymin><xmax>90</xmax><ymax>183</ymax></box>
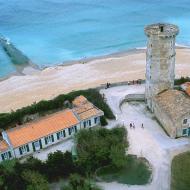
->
<box><xmin>45</xmin><ymin>151</ymin><xmax>75</xmax><ymax>180</ymax></box>
<box><xmin>110</xmin><ymin>144</ymin><xmax>126</xmax><ymax>168</ymax></box>
<box><xmin>22</xmin><ymin>170</ymin><xmax>49</xmax><ymax>190</ymax></box>
<box><xmin>76</xmin><ymin>127</ymin><xmax>128</xmax><ymax>173</ymax></box>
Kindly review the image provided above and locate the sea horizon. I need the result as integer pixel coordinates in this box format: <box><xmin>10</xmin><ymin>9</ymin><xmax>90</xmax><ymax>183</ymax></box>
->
<box><xmin>1</xmin><ymin>0</ymin><xmax>190</xmax><ymax>78</ymax></box>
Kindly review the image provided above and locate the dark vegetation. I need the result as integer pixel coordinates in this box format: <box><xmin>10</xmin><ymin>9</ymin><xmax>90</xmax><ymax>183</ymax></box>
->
<box><xmin>0</xmin><ymin>151</ymin><xmax>75</xmax><ymax>190</ymax></box>
<box><xmin>0</xmin><ymin>89</ymin><xmax>115</xmax><ymax>130</ymax></box>
<box><xmin>174</xmin><ymin>77</ymin><xmax>190</xmax><ymax>86</ymax></box>
<box><xmin>96</xmin><ymin>155</ymin><xmax>151</xmax><ymax>185</ymax></box>
<box><xmin>61</xmin><ymin>174</ymin><xmax>102</xmax><ymax>190</ymax></box>
<box><xmin>171</xmin><ymin>152</ymin><xmax>190</xmax><ymax>190</ymax></box>
<box><xmin>76</xmin><ymin>126</ymin><xmax>128</xmax><ymax>174</ymax></box>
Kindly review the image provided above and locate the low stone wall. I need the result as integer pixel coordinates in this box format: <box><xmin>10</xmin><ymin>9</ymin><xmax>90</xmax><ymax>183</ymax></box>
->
<box><xmin>119</xmin><ymin>93</ymin><xmax>145</xmax><ymax>108</ymax></box>
<box><xmin>96</xmin><ymin>80</ymin><xmax>145</xmax><ymax>90</ymax></box>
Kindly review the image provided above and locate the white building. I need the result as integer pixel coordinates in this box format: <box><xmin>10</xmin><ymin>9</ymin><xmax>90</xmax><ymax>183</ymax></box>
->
<box><xmin>0</xmin><ymin>96</ymin><xmax>104</xmax><ymax>162</ymax></box>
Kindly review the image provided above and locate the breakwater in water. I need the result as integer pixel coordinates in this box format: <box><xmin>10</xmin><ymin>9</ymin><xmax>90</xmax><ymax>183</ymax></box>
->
<box><xmin>0</xmin><ymin>36</ymin><xmax>30</xmax><ymax>66</ymax></box>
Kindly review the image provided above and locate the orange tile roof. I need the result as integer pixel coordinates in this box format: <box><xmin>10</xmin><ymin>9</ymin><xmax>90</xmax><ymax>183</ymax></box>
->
<box><xmin>186</xmin><ymin>87</ymin><xmax>190</xmax><ymax>96</ymax></box>
<box><xmin>76</xmin><ymin>108</ymin><xmax>103</xmax><ymax>120</ymax></box>
<box><xmin>73</xmin><ymin>97</ymin><xmax>104</xmax><ymax>121</ymax></box>
<box><xmin>183</xmin><ymin>82</ymin><xmax>190</xmax><ymax>86</ymax></box>
<box><xmin>72</xmin><ymin>95</ymin><xmax>87</xmax><ymax>106</ymax></box>
<box><xmin>0</xmin><ymin>140</ymin><xmax>9</xmax><ymax>152</ymax></box>
<box><xmin>74</xmin><ymin>102</ymin><xmax>94</xmax><ymax>113</ymax></box>
<box><xmin>6</xmin><ymin>109</ymin><xmax>79</xmax><ymax>148</ymax></box>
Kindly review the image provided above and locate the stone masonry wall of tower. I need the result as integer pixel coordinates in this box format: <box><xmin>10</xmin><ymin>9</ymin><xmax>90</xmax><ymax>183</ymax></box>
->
<box><xmin>144</xmin><ymin>23</ymin><xmax>179</xmax><ymax>111</ymax></box>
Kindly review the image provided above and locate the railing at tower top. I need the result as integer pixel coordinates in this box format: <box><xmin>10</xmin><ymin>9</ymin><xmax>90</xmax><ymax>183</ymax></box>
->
<box><xmin>0</xmin><ymin>35</ymin><xmax>30</xmax><ymax>66</ymax></box>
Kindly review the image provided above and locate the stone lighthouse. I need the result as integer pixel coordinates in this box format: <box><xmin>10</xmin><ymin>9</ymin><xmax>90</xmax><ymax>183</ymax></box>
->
<box><xmin>144</xmin><ymin>23</ymin><xmax>179</xmax><ymax>111</ymax></box>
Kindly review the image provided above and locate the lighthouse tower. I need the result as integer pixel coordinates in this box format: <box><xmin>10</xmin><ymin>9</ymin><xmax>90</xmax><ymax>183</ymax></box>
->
<box><xmin>144</xmin><ymin>23</ymin><xmax>179</xmax><ymax>111</ymax></box>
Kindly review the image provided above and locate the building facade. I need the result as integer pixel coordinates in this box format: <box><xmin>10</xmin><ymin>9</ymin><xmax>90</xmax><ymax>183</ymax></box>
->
<box><xmin>0</xmin><ymin>96</ymin><xmax>104</xmax><ymax>162</ymax></box>
<box><xmin>153</xmin><ymin>90</ymin><xmax>190</xmax><ymax>138</ymax></box>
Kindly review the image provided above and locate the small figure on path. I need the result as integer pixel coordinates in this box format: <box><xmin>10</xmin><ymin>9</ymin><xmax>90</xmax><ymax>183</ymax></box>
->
<box><xmin>106</xmin><ymin>82</ymin><xmax>110</xmax><ymax>89</ymax></box>
<box><xmin>102</xmin><ymin>93</ymin><xmax>105</xmax><ymax>100</ymax></box>
<box><xmin>130</xmin><ymin>123</ymin><xmax>132</xmax><ymax>129</ymax></box>
<box><xmin>141</xmin><ymin>123</ymin><xmax>144</xmax><ymax>129</ymax></box>
<box><xmin>133</xmin><ymin>122</ymin><xmax>135</xmax><ymax>129</ymax></box>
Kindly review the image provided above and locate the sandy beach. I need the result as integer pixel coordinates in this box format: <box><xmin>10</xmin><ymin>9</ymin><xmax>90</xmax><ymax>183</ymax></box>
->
<box><xmin>0</xmin><ymin>48</ymin><xmax>190</xmax><ymax>113</ymax></box>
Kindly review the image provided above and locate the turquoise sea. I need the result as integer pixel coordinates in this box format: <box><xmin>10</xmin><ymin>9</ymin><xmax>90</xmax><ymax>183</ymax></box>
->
<box><xmin>0</xmin><ymin>0</ymin><xmax>190</xmax><ymax>78</ymax></box>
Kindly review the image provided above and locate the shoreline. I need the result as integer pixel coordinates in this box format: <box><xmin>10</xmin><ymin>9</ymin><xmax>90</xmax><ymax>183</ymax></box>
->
<box><xmin>0</xmin><ymin>45</ymin><xmax>190</xmax><ymax>82</ymax></box>
<box><xmin>0</xmin><ymin>47</ymin><xmax>146</xmax><ymax>82</ymax></box>
<box><xmin>1</xmin><ymin>44</ymin><xmax>190</xmax><ymax>82</ymax></box>
<box><xmin>0</xmin><ymin>46</ymin><xmax>190</xmax><ymax>113</ymax></box>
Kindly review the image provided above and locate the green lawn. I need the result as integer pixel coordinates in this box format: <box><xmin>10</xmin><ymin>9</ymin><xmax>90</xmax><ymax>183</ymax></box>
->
<box><xmin>171</xmin><ymin>152</ymin><xmax>190</xmax><ymax>190</ymax></box>
<box><xmin>96</xmin><ymin>155</ymin><xmax>152</xmax><ymax>185</ymax></box>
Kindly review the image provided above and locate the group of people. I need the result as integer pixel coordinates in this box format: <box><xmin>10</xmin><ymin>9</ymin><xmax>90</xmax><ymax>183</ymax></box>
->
<box><xmin>105</xmin><ymin>79</ymin><xmax>143</xmax><ymax>90</ymax></box>
<box><xmin>106</xmin><ymin>82</ymin><xmax>111</xmax><ymax>89</ymax></box>
<box><xmin>127</xmin><ymin>79</ymin><xmax>142</xmax><ymax>85</ymax></box>
<box><xmin>129</xmin><ymin>122</ymin><xmax>144</xmax><ymax>129</ymax></box>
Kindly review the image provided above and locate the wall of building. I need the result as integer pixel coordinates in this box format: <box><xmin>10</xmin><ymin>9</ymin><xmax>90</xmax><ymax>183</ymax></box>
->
<box><xmin>14</xmin><ymin>123</ymin><xmax>81</xmax><ymax>158</ymax></box>
<box><xmin>153</xmin><ymin>101</ymin><xmax>176</xmax><ymax>138</ymax></box>
<box><xmin>80</xmin><ymin>116</ymin><xmax>101</xmax><ymax>129</ymax></box>
<box><xmin>176</xmin><ymin>113</ymin><xmax>190</xmax><ymax>137</ymax></box>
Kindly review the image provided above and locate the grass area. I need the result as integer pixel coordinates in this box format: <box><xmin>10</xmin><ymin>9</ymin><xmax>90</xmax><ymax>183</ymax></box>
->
<box><xmin>171</xmin><ymin>152</ymin><xmax>190</xmax><ymax>190</ymax></box>
<box><xmin>96</xmin><ymin>155</ymin><xmax>152</xmax><ymax>185</ymax></box>
<box><xmin>0</xmin><ymin>159</ymin><xmax>16</xmax><ymax>172</ymax></box>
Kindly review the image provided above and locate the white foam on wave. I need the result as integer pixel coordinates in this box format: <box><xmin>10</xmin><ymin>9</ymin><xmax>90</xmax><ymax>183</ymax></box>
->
<box><xmin>175</xmin><ymin>43</ymin><xmax>190</xmax><ymax>48</ymax></box>
<box><xmin>135</xmin><ymin>46</ymin><xmax>147</xmax><ymax>50</ymax></box>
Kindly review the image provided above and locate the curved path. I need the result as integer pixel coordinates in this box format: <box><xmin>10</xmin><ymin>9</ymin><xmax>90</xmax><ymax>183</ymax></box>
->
<box><xmin>99</xmin><ymin>85</ymin><xmax>190</xmax><ymax>190</ymax></box>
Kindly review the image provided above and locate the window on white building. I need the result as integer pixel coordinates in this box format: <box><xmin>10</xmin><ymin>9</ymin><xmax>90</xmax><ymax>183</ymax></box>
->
<box><xmin>94</xmin><ymin>117</ymin><xmax>98</xmax><ymax>124</ymax></box>
<box><xmin>1</xmin><ymin>151</ymin><xmax>12</xmax><ymax>160</ymax></box>
<box><xmin>68</xmin><ymin>126</ymin><xmax>77</xmax><ymax>135</ymax></box>
<box><xmin>44</xmin><ymin>135</ymin><xmax>54</xmax><ymax>145</ymax></box>
<box><xmin>183</xmin><ymin>119</ymin><xmax>188</xmax><ymax>125</ymax></box>
<box><xmin>83</xmin><ymin>121</ymin><xmax>86</xmax><ymax>128</ymax></box>
<box><xmin>57</xmin><ymin>130</ymin><xmax>66</xmax><ymax>140</ymax></box>
<box><xmin>182</xmin><ymin>128</ymin><xmax>187</xmax><ymax>135</ymax></box>
<box><xmin>19</xmin><ymin>144</ymin><xmax>29</xmax><ymax>155</ymax></box>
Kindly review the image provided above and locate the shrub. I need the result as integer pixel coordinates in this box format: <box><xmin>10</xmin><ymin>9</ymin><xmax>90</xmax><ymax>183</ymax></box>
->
<box><xmin>100</xmin><ymin>116</ymin><xmax>108</xmax><ymax>126</ymax></box>
<box><xmin>75</xmin><ymin>126</ymin><xmax>128</xmax><ymax>173</ymax></box>
<box><xmin>22</xmin><ymin>170</ymin><xmax>49</xmax><ymax>190</ymax></box>
<box><xmin>174</xmin><ymin>77</ymin><xmax>190</xmax><ymax>85</ymax></box>
<box><xmin>45</xmin><ymin>151</ymin><xmax>75</xmax><ymax>180</ymax></box>
<box><xmin>61</xmin><ymin>174</ymin><xmax>102</xmax><ymax>190</ymax></box>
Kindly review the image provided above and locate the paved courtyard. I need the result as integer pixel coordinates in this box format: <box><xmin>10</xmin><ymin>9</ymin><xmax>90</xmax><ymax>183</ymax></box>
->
<box><xmin>33</xmin><ymin>138</ymin><xmax>74</xmax><ymax>161</ymax></box>
<box><xmin>99</xmin><ymin>84</ymin><xmax>190</xmax><ymax>190</ymax></box>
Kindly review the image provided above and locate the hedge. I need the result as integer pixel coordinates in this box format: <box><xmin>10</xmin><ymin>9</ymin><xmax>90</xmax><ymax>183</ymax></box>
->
<box><xmin>0</xmin><ymin>89</ymin><xmax>115</xmax><ymax>130</ymax></box>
